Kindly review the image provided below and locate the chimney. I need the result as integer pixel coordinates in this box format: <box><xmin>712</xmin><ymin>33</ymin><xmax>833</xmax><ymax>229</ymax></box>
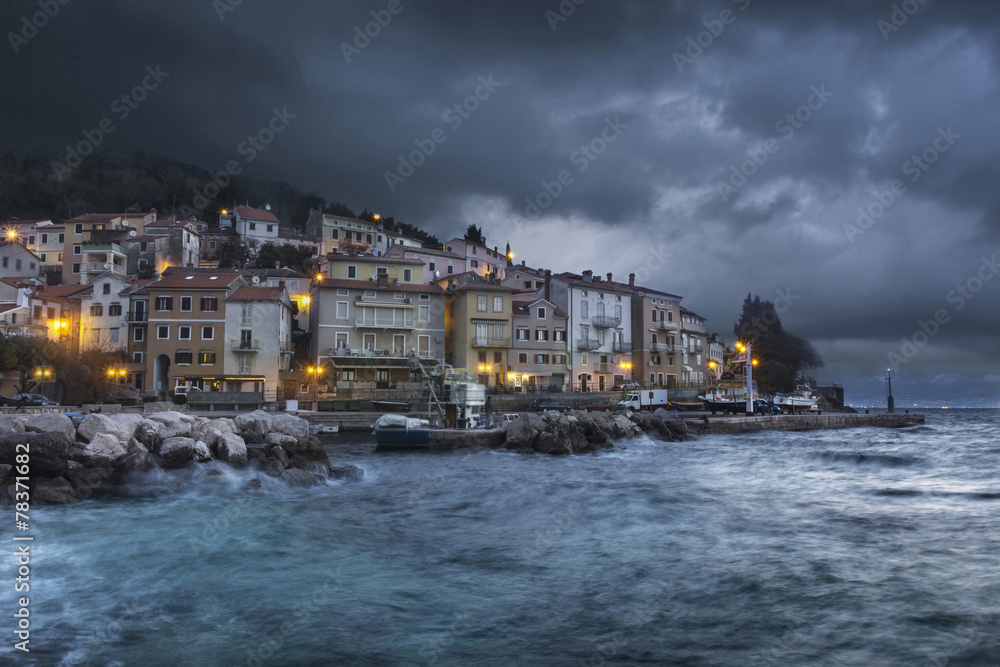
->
<box><xmin>607</xmin><ymin>273</ymin><xmax>613</xmax><ymax>283</ymax></box>
<box><xmin>544</xmin><ymin>269</ymin><xmax>551</xmax><ymax>302</ymax></box>
<box><xmin>275</xmin><ymin>261</ymin><xmax>281</xmax><ymax>269</ymax></box>
<box><xmin>278</xmin><ymin>280</ymin><xmax>286</xmax><ymax>290</ymax></box>
<box><xmin>629</xmin><ymin>273</ymin><xmax>635</xmax><ymax>287</ymax></box>
<box><xmin>521</xmin><ymin>260</ymin><xmax>526</xmax><ymax>266</ymax></box>
<box><xmin>150</xmin><ymin>208</ymin><xmax>157</xmax><ymax>220</ymax></box>
<box><xmin>582</xmin><ymin>270</ymin><xmax>593</xmax><ymax>283</ymax></box>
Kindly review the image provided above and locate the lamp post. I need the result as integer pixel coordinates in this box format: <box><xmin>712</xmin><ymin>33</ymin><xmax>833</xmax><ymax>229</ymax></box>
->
<box><xmin>306</xmin><ymin>365</ymin><xmax>323</xmax><ymax>411</ymax></box>
<box><xmin>107</xmin><ymin>367</ymin><xmax>127</xmax><ymax>403</ymax></box>
<box><xmin>34</xmin><ymin>365</ymin><xmax>52</xmax><ymax>401</ymax></box>
<box><xmin>885</xmin><ymin>369</ymin><xmax>895</xmax><ymax>413</ymax></box>
<box><xmin>619</xmin><ymin>360</ymin><xmax>632</xmax><ymax>388</ymax></box>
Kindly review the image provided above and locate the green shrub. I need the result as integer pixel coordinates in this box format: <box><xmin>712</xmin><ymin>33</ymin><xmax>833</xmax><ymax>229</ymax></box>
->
<box><xmin>172</xmin><ymin>394</ymin><xmax>188</xmax><ymax>405</ymax></box>
<box><xmin>142</xmin><ymin>395</ymin><xmax>158</xmax><ymax>403</ymax></box>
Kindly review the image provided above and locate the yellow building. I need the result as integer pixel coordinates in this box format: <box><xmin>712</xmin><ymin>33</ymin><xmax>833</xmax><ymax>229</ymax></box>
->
<box><xmin>443</xmin><ymin>272</ymin><xmax>517</xmax><ymax>387</ymax></box>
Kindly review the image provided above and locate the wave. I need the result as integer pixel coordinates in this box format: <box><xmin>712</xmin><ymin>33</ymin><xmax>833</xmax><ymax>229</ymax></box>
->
<box><xmin>872</xmin><ymin>489</ymin><xmax>1000</xmax><ymax>500</ymax></box>
<box><xmin>816</xmin><ymin>451</ymin><xmax>921</xmax><ymax>467</ymax></box>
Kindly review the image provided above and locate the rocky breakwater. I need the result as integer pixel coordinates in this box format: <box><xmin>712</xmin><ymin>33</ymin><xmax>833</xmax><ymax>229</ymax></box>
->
<box><xmin>0</xmin><ymin>410</ymin><xmax>363</xmax><ymax>505</ymax></box>
<box><xmin>500</xmin><ymin>408</ymin><xmax>689</xmax><ymax>455</ymax></box>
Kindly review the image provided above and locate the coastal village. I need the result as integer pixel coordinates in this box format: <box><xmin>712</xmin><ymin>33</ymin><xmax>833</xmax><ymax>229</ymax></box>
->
<box><xmin>0</xmin><ymin>206</ymin><xmax>729</xmax><ymax>409</ymax></box>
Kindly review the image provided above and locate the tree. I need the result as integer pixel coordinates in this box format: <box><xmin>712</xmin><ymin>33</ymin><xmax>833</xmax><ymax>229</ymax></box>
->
<box><xmin>255</xmin><ymin>242</ymin><xmax>315</xmax><ymax>274</ymax></box>
<box><xmin>463</xmin><ymin>224</ymin><xmax>485</xmax><ymax>245</ymax></box>
<box><xmin>732</xmin><ymin>294</ymin><xmax>823</xmax><ymax>393</ymax></box>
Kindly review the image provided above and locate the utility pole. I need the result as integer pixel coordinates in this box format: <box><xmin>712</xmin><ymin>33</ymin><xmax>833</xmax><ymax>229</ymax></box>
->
<box><xmin>744</xmin><ymin>341</ymin><xmax>754</xmax><ymax>417</ymax></box>
<box><xmin>885</xmin><ymin>369</ymin><xmax>895</xmax><ymax>413</ymax></box>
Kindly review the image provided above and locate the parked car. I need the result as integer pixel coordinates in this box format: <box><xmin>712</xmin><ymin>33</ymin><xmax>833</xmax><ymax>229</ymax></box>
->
<box><xmin>2</xmin><ymin>393</ymin><xmax>58</xmax><ymax>407</ymax></box>
<box><xmin>613</xmin><ymin>380</ymin><xmax>640</xmax><ymax>391</ymax></box>
<box><xmin>535</xmin><ymin>399</ymin><xmax>572</xmax><ymax>412</ymax></box>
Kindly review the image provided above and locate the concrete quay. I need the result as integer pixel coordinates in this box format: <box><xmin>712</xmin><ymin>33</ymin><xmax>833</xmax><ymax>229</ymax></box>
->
<box><xmin>686</xmin><ymin>412</ymin><xmax>925</xmax><ymax>434</ymax></box>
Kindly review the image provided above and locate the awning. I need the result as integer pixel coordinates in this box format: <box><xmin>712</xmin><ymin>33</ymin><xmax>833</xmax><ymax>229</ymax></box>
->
<box><xmin>357</xmin><ymin>302</ymin><xmax>413</xmax><ymax>309</ymax></box>
<box><xmin>471</xmin><ymin>319</ymin><xmax>507</xmax><ymax>325</ymax></box>
<box><xmin>184</xmin><ymin>374</ymin><xmax>267</xmax><ymax>381</ymax></box>
<box><xmin>683</xmin><ymin>365</ymin><xmax>693</xmax><ymax>372</ymax></box>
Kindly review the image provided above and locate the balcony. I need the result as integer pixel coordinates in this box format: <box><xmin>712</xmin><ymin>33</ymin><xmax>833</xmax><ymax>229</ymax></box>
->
<box><xmin>658</xmin><ymin>320</ymin><xmax>680</xmax><ymax>330</ymax></box>
<box><xmin>592</xmin><ymin>316</ymin><xmax>621</xmax><ymax>328</ymax></box>
<box><xmin>126</xmin><ymin>312</ymin><xmax>147</xmax><ymax>323</ymax></box>
<box><xmin>230</xmin><ymin>340</ymin><xmax>260</xmax><ymax>352</ymax></box>
<box><xmin>470</xmin><ymin>337</ymin><xmax>512</xmax><ymax>349</ymax></box>
<box><xmin>613</xmin><ymin>342</ymin><xmax>633</xmax><ymax>353</ymax></box>
<box><xmin>355</xmin><ymin>317</ymin><xmax>415</xmax><ymax>330</ymax></box>
<box><xmin>82</xmin><ymin>242</ymin><xmax>127</xmax><ymax>255</ymax></box>
<box><xmin>279</xmin><ymin>341</ymin><xmax>294</xmax><ymax>354</ymax></box>
<box><xmin>595</xmin><ymin>363</ymin><xmax>612</xmax><ymax>374</ymax></box>
<box><xmin>577</xmin><ymin>339</ymin><xmax>601</xmax><ymax>351</ymax></box>
<box><xmin>650</xmin><ymin>342</ymin><xmax>676</xmax><ymax>353</ymax></box>
<box><xmin>81</xmin><ymin>262</ymin><xmax>125</xmax><ymax>275</ymax></box>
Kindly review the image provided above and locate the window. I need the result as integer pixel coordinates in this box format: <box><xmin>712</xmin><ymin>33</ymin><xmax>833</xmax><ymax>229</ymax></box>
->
<box><xmin>40</xmin><ymin>233</ymin><xmax>47</xmax><ymax>243</ymax></box>
<box><xmin>156</xmin><ymin>297</ymin><xmax>173</xmax><ymax>311</ymax></box>
<box><xmin>517</xmin><ymin>328</ymin><xmax>529</xmax><ymax>341</ymax></box>
<box><xmin>668</xmin><ymin>357</ymin><xmax>674</xmax><ymax>367</ymax></box>
<box><xmin>47</xmin><ymin>307</ymin><xmax>55</xmax><ymax>320</ymax></box>
<box><xmin>103</xmin><ymin>283</ymin><xmax>111</xmax><ymax>295</ymax></box>
<box><xmin>536</xmin><ymin>328</ymin><xmax>549</xmax><ymax>341</ymax></box>
<box><xmin>554</xmin><ymin>329</ymin><xmax>566</xmax><ymax>342</ymax></box>
<box><xmin>418</xmin><ymin>305</ymin><xmax>430</xmax><ymax>323</ymax></box>
<box><xmin>403</xmin><ymin>269</ymin><xmax>412</xmax><ymax>282</ymax></box>
<box><xmin>90</xmin><ymin>305</ymin><xmax>103</xmax><ymax>316</ymax></box>
<box><xmin>341</xmin><ymin>369</ymin><xmax>356</xmax><ymax>382</ymax></box>
<box><xmin>157</xmin><ymin>325</ymin><xmax>169</xmax><ymax>339</ymax></box>
<box><xmin>91</xmin><ymin>330</ymin><xmax>100</xmax><ymax>344</ymax></box>
<box><xmin>493</xmin><ymin>297</ymin><xmax>503</xmax><ymax>313</ymax></box>
<box><xmin>200</xmin><ymin>297</ymin><xmax>217</xmax><ymax>312</ymax></box>
<box><xmin>470</xmin><ymin>259</ymin><xmax>479</xmax><ymax>268</ymax></box>
<box><xmin>492</xmin><ymin>324</ymin><xmax>504</xmax><ymax>340</ymax></box>
<box><xmin>28</xmin><ymin>236</ymin><xmax>34</xmax><ymax>245</ymax></box>
<box><xmin>109</xmin><ymin>329</ymin><xmax>119</xmax><ymax>342</ymax></box>
<box><xmin>0</xmin><ymin>257</ymin><xmax>6</xmax><ymax>269</ymax></box>
<box><xmin>202</xmin><ymin>326</ymin><xmax>214</xmax><ymax>340</ymax></box>
<box><xmin>134</xmin><ymin>327</ymin><xmax>145</xmax><ymax>342</ymax></box>
<box><xmin>478</xmin><ymin>351</ymin><xmax>487</xmax><ymax>363</ymax></box>
<box><xmin>180</xmin><ymin>296</ymin><xmax>192</xmax><ymax>312</ymax></box>
<box><xmin>39</xmin><ymin>254</ymin><xmax>46</xmax><ymax>263</ymax></box>
<box><xmin>429</xmin><ymin>262</ymin><xmax>436</xmax><ymax>272</ymax></box>
<box><xmin>75</xmin><ymin>223</ymin><xmax>83</xmax><ymax>234</ymax></box>
<box><xmin>33</xmin><ymin>306</ymin><xmax>41</xmax><ymax>320</ymax></box>
<box><xmin>615</xmin><ymin>305</ymin><xmax>622</xmax><ymax>320</ymax></box>
<box><xmin>336</xmin><ymin>302</ymin><xmax>348</xmax><ymax>319</ymax></box>
<box><xmin>536</xmin><ymin>354</ymin><xmax>550</xmax><ymax>364</ymax></box>
<box><xmin>209</xmin><ymin>240</ymin><xmax>217</xmax><ymax>249</ymax></box>
<box><xmin>347</xmin><ymin>265</ymin><xmax>357</xmax><ymax>279</ymax></box>
<box><xmin>267</xmin><ymin>225</ymin><xmax>273</xmax><ymax>233</ymax></box>
<box><xmin>537</xmin><ymin>307</ymin><xmax>546</xmax><ymax>319</ymax></box>
<box><xmin>651</xmin><ymin>309</ymin><xmax>657</xmax><ymax>322</ymax></box>
<box><xmin>72</xmin><ymin>263</ymin><xmax>80</xmax><ymax>274</ymax></box>
<box><xmin>140</xmin><ymin>243</ymin><xmax>148</xmax><ymax>252</ymax></box>
<box><xmin>58</xmin><ymin>253</ymin><xmax>63</xmax><ymax>262</ymax></box>
<box><xmin>581</xmin><ymin>301</ymin><xmax>588</xmax><ymax>318</ymax></box>
<box><xmin>249</xmin><ymin>223</ymin><xmax>256</xmax><ymax>231</ymax></box>
<box><xmin>337</xmin><ymin>289</ymin><xmax>349</xmax><ymax>296</ymax></box>
<box><xmin>15</xmin><ymin>259</ymin><xmax>21</xmax><ymax>271</ymax></box>
<box><xmin>28</xmin><ymin>262</ymin><xmax>34</xmax><ymax>271</ymax></box>
<box><xmin>239</xmin><ymin>354</ymin><xmax>252</xmax><ymax>374</ymax></box>
<box><xmin>175</xmin><ymin>350</ymin><xmax>193</xmax><ymax>365</ymax></box>
<box><xmin>472</xmin><ymin>247</ymin><xmax>477</xmax><ymax>254</ymax></box>
<box><xmin>554</xmin><ymin>355</ymin><xmax>567</xmax><ymax>365</ymax></box>
<box><xmin>518</xmin><ymin>353</ymin><xmax>528</xmax><ymax>363</ymax></box>
<box><xmin>58</xmin><ymin>233</ymin><xmax>64</xmax><ymax>243</ymax></box>
<box><xmin>241</xmin><ymin>304</ymin><xmax>253</xmax><ymax>326</ymax></box>
<box><xmin>447</xmin><ymin>265</ymin><xmax>454</xmax><ymax>274</ymax></box>
<box><xmin>477</xmin><ymin>296</ymin><xmax>487</xmax><ymax>312</ymax></box>
<box><xmin>133</xmin><ymin>351</ymin><xmax>143</xmax><ymax>364</ymax></box>
<box><xmin>331</xmin><ymin>229</ymin><xmax>339</xmax><ymax>240</ymax></box>
<box><xmin>419</xmin><ymin>294</ymin><xmax>430</xmax><ymax>301</ymax></box>
<box><xmin>199</xmin><ymin>351</ymin><xmax>216</xmax><ymax>365</ymax></box>
<box><xmin>73</xmin><ymin>244</ymin><xmax>81</xmax><ymax>255</ymax></box>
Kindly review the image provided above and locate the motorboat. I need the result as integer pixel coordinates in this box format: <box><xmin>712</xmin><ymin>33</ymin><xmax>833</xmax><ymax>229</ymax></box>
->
<box><xmin>773</xmin><ymin>386</ymin><xmax>821</xmax><ymax>412</ymax></box>
<box><xmin>373</xmin><ymin>414</ymin><xmax>431</xmax><ymax>450</ymax></box>
<box><xmin>698</xmin><ymin>384</ymin><xmax>763</xmax><ymax>414</ymax></box>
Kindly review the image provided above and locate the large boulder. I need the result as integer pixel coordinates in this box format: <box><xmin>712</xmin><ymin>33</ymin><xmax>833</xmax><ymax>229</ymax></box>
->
<box><xmin>269</xmin><ymin>445</ymin><xmax>290</xmax><ymax>468</ymax></box>
<box><xmin>534</xmin><ymin>431</ymin><xmax>570</xmax><ymax>455</ymax></box>
<box><xmin>270</xmin><ymin>413</ymin><xmax>309</xmax><ymax>441</ymax></box>
<box><xmin>284</xmin><ymin>435</ymin><xmax>325</xmax><ymax>457</ymax></box>
<box><xmin>265</xmin><ymin>432</ymin><xmax>298</xmax><ymax>448</ymax></box>
<box><xmin>77</xmin><ymin>414</ymin><xmax>134</xmax><ymax>445</ymax></box>
<box><xmin>108</xmin><ymin>413</ymin><xmax>146</xmax><ymax>437</ymax></box>
<box><xmin>279</xmin><ymin>469</ymin><xmax>324</xmax><ymax>488</ymax></box>
<box><xmin>287</xmin><ymin>455</ymin><xmax>328</xmax><ymax>477</ymax></box>
<box><xmin>191</xmin><ymin>423</ymin><xmax>225</xmax><ymax>448</ymax></box>
<box><xmin>0</xmin><ymin>432</ymin><xmax>74</xmax><ymax>477</ymax></box>
<box><xmin>0</xmin><ymin>464</ymin><xmax>11</xmax><ymax>481</ymax></box>
<box><xmin>217</xmin><ymin>433</ymin><xmax>248</xmax><ymax>466</ymax></box>
<box><xmin>32</xmin><ymin>477</ymin><xmax>77</xmax><ymax>505</ymax></box>
<box><xmin>66</xmin><ymin>467</ymin><xmax>117</xmax><ymax>494</ymax></box>
<box><xmin>81</xmin><ymin>433</ymin><xmax>129</xmax><ymax>468</ymax></box>
<box><xmin>503</xmin><ymin>418</ymin><xmax>538</xmax><ymax>451</ymax></box>
<box><xmin>23</xmin><ymin>413</ymin><xmax>76</xmax><ymax>441</ymax></box>
<box><xmin>158</xmin><ymin>437</ymin><xmax>196</xmax><ymax>468</ymax></box>
<box><xmin>119</xmin><ymin>450</ymin><xmax>158</xmax><ymax>473</ymax></box>
<box><xmin>133</xmin><ymin>420</ymin><xmax>162</xmax><ymax>451</ymax></box>
<box><xmin>0</xmin><ymin>417</ymin><xmax>25</xmax><ymax>434</ymax></box>
<box><xmin>192</xmin><ymin>440</ymin><xmax>213</xmax><ymax>463</ymax></box>
<box><xmin>261</xmin><ymin>457</ymin><xmax>285</xmax><ymax>477</ymax></box>
<box><xmin>234</xmin><ymin>410</ymin><xmax>273</xmax><ymax>443</ymax></box>
<box><xmin>147</xmin><ymin>412</ymin><xmax>192</xmax><ymax>439</ymax></box>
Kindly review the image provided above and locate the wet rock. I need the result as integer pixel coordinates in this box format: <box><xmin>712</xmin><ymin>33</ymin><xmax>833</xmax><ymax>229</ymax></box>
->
<box><xmin>119</xmin><ymin>450</ymin><xmax>158</xmax><ymax>473</ymax></box>
<box><xmin>279</xmin><ymin>468</ymin><xmax>324</xmax><ymax>488</ymax></box>
<box><xmin>159</xmin><ymin>437</ymin><xmax>196</xmax><ymax>468</ymax></box>
<box><xmin>23</xmin><ymin>413</ymin><xmax>76</xmax><ymax>441</ymax></box>
<box><xmin>0</xmin><ymin>417</ymin><xmax>25</xmax><ymax>434</ymax></box>
<box><xmin>192</xmin><ymin>440</ymin><xmax>213</xmax><ymax>463</ymax></box>
<box><xmin>34</xmin><ymin>477</ymin><xmax>78</xmax><ymax>504</ymax></box>
<box><xmin>270</xmin><ymin>413</ymin><xmax>309</xmax><ymax>441</ymax></box>
<box><xmin>0</xmin><ymin>432</ymin><xmax>74</xmax><ymax>477</ymax></box>
<box><xmin>503</xmin><ymin>418</ymin><xmax>538</xmax><ymax>450</ymax></box>
<box><xmin>0</xmin><ymin>464</ymin><xmax>10</xmax><ymax>481</ymax></box>
<box><xmin>107</xmin><ymin>414</ymin><xmax>146</xmax><ymax>439</ymax></box>
<box><xmin>270</xmin><ymin>445</ymin><xmax>290</xmax><ymax>468</ymax></box>
<box><xmin>245</xmin><ymin>479</ymin><xmax>263</xmax><ymax>490</ymax></box>
<box><xmin>133</xmin><ymin>421</ymin><xmax>162</xmax><ymax>451</ymax></box>
<box><xmin>217</xmin><ymin>433</ymin><xmax>248</xmax><ymax>466</ymax></box>
<box><xmin>330</xmin><ymin>465</ymin><xmax>364</xmax><ymax>482</ymax></box>
<box><xmin>147</xmin><ymin>412</ymin><xmax>192</xmax><ymax>439</ymax></box>
<box><xmin>66</xmin><ymin>467</ymin><xmax>116</xmax><ymax>493</ymax></box>
<box><xmin>265</xmin><ymin>432</ymin><xmax>298</xmax><ymax>448</ymax></box>
<box><xmin>284</xmin><ymin>435</ymin><xmax>325</xmax><ymax>457</ymax></box>
<box><xmin>288</xmin><ymin>455</ymin><xmax>329</xmax><ymax>477</ymax></box>
<box><xmin>246</xmin><ymin>445</ymin><xmax>268</xmax><ymax>463</ymax></box>
<box><xmin>82</xmin><ymin>433</ymin><xmax>129</xmax><ymax>468</ymax></box>
<box><xmin>262</xmin><ymin>457</ymin><xmax>285</xmax><ymax>477</ymax></box>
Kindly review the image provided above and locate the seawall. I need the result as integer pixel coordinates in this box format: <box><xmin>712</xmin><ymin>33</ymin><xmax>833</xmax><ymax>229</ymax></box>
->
<box><xmin>686</xmin><ymin>412</ymin><xmax>925</xmax><ymax>434</ymax></box>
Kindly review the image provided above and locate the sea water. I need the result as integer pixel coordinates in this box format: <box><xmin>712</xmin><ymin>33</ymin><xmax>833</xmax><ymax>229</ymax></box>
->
<box><xmin>2</xmin><ymin>409</ymin><xmax>999</xmax><ymax>666</ymax></box>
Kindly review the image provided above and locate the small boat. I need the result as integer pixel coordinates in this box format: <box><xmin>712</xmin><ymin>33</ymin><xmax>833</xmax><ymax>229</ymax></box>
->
<box><xmin>374</xmin><ymin>414</ymin><xmax>431</xmax><ymax>451</ymax></box>
<box><xmin>320</xmin><ymin>424</ymin><xmax>340</xmax><ymax>434</ymax></box>
<box><xmin>774</xmin><ymin>386</ymin><xmax>821</xmax><ymax>412</ymax></box>
<box><xmin>698</xmin><ymin>385</ymin><xmax>762</xmax><ymax>414</ymax></box>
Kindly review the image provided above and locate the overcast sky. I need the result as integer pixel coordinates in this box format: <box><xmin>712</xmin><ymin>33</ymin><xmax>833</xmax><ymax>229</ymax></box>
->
<box><xmin>3</xmin><ymin>0</ymin><xmax>998</xmax><ymax>405</ymax></box>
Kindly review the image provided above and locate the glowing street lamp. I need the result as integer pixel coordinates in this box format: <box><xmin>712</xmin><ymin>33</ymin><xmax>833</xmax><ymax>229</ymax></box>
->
<box><xmin>306</xmin><ymin>365</ymin><xmax>324</xmax><ymax>410</ymax></box>
<box><xmin>107</xmin><ymin>367</ymin><xmax>127</xmax><ymax>403</ymax></box>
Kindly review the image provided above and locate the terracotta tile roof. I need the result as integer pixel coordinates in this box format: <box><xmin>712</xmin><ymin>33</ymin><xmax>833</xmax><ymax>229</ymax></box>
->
<box><xmin>317</xmin><ymin>278</ymin><xmax>445</xmax><ymax>294</ymax></box>
<box><xmin>385</xmin><ymin>245</ymin><xmax>464</xmax><ymax>261</ymax></box>
<box><xmin>227</xmin><ymin>286</ymin><xmax>285</xmax><ymax>302</ymax></box>
<box><xmin>0</xmin><ymin>302</ymin><xmax>23</xmax><ymax>314</ymax></box>
<box><xmin>147</xmin><ymin>272</ymin><xmax>243</xmax><ymax>290</ymax></box>
<box><xmin>36</xmin><ymin>284</ymin><xmax>92</xmax><ymax>299</ymax></box>
<box><xmin>512</xmin><ymin>295</ymin><xmax>567</xmax><ymax>318</ymax></box>
<box><xmin>236</xmin><ymin>206</ymin><xmax>279</xmax><ymax>223</ymax></box>
<box><xmin>324</xmin><ymin>254</ymin><xmax>425</xmax><ymax>266</ymax></box>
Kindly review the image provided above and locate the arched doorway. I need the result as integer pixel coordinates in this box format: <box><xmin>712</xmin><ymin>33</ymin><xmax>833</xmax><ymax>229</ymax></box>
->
<box><xmin>578</xmin><ymin>373</ymin><xmax>592</xmax><ymax>393</ymax></box>
<box><xmin>154</xmin><ymin>354</ymin><xmax>170</xmax><ymax>398</ymax></box>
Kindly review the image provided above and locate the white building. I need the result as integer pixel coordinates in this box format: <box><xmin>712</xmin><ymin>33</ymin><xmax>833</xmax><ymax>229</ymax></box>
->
<box><xmin>442</xmin><ymin>238</ymin><xmax>508</xmax><ymax>279</ymax></box>
<box><xmin>227</xmin><ymin>206</ymin><xmax>280</xmax><ymax>246</ymax></box>
<box><xmin>546</xmin><ymin>270</ymin><xmax>633</xmax><ymax>392</ymax></box>
<box><xmin>223</xmin><ymin>284</ymin><xmax>295</xmax><ymax>397</ymax></box>
<box><xmin>383</xmin><ymin>244</ymin><xmax>466</xmax><ymax>280</ymax></box>
<box><xmin>79</xmin><ymin>272</ymin><xmax>131</xmax><ymax>351</ymax></box>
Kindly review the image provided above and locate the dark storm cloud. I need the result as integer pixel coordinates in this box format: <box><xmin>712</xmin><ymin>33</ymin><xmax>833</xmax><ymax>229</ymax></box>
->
<box><xmin>2</xmin><ymin>0</ymin><xmax>999</xmax><ymax>403</ymax></box>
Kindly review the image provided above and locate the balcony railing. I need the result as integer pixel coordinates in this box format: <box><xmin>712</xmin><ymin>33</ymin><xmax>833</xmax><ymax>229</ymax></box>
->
<box><xmin>577</xmin><ymin>339</ymin><xmax>601</xmax><ymax>351</ymax></box>
<box><xmin>279</xmin><ymin>341</ymin><xmax>294</xmax><ymax>353</ymax></box>
<box><xmin>595</xmin><ymin>363</ymin><xmax>613</xmax><ymax>374</ymax></box>
<box><xmin>612</xmin><ymin>342</ymin><xmax>633</xmax><ymax>353</ymax></box>
<box><xmin>650</xmin><ymin>342</ymin><xmax>675</xmax><ymax>353</ymax></box>
<box><xmin>658</xmin><ymin>320</ymin><xmax>679</xmax><ymax>330</ymax></box>
<box><xmin>126</xmin><ymin>312</ymin><xmax>147</xmax><ymax>323</ymax></box>
<box><xmin>355</xmin><ymin>317</ymin><xmax>415</xmax><ymax>330</ymax></box>
<box><xmin>230</xmin><ymin>340</ymin><xmax>260</xmax><ymax>351</ymax></box>
<box><xmin>82</xmin><ymin>242</ymin><xmax>127</xmax><ymax>255</ymax></box>
<box><xmin>470</xmin><ymin>337</ymin><xmax>512</xmax><ymax>349</ymax></box>
<box><xmin>592</xmin><ymin>316</ymin><xmax>621</xmax><ymax>328</ymax></box>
